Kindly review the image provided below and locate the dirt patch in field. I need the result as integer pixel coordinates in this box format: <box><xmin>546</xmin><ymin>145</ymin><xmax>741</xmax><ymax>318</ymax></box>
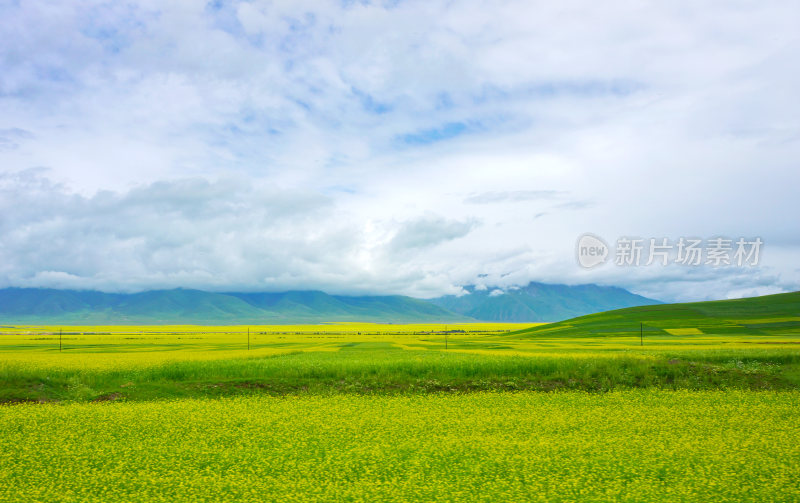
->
<box><xmin>234</xmin><ymin>381</ymin><xmax>269</xmax><ymax>389</ymax></box>
<box><xmin>92</xmin><ymin>392</ymin><xmax>124</xmax><ymax>402</ymax></box>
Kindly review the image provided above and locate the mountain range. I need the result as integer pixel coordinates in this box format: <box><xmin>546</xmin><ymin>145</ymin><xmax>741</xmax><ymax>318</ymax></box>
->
<box><xmin>429</xmin><ymin>283</ymin><xmax>659</xmax><ymax>322</ymax></box>
<box><xmin>0</xmin><ymin>283</ymin><xmax>660</xmax><ymax>324</ymax></box>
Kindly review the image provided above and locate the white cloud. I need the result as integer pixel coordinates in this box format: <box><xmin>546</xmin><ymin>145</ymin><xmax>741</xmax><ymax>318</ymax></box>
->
<box><xmin>0</xmin><ymin>1</ymin><xmax>798</xmax><ymax>301</ymax></box>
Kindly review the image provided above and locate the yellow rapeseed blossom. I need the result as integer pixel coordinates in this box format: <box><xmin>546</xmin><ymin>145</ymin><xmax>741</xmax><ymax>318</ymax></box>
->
<box><xmin>1</xmin><ymin>390</ymin><xmax>798</xmax><ymax>502</ymax></box>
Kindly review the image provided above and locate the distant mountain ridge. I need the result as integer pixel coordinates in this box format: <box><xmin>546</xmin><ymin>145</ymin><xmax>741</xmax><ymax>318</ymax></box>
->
<box><xmin>428</xmin><ymin>283</ymin><xmax>660</xmax><ymax>322</ymax></box>
<box><xmin>0</xmin><ymin>288</ymin><xmax>467</xmax><ymax>324</ymax></box>
<box><xmin>0</xmin><ymin>283</ymin><xmax>660</xmax><ymax>324</ymax></box>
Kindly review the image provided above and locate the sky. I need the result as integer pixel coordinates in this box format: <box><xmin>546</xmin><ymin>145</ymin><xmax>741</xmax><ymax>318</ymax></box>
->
<box><xmin>1</xmin><ymin>0</ymin><xmax>798</xmax><ymax>302</ymax></box>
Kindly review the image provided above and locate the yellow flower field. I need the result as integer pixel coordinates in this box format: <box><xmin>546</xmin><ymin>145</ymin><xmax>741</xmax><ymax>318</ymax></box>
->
<box><xmin>1</xmin><ymin>390</ymin><xmax>798</xmax><ymax>502</ymax></box>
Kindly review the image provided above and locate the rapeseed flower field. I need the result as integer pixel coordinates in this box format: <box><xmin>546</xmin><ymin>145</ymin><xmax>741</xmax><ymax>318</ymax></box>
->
<box><xmin>1</xmin><ymin>391</ymin><xmax>798</xmax><ymax>502</ymax></box>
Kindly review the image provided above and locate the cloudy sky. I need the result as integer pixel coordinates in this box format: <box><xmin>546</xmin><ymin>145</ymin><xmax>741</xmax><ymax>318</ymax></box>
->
<box><xmin>1</xmin><ymin>0</ymin><xmax>798</xmax><ymax>301</ymax></box>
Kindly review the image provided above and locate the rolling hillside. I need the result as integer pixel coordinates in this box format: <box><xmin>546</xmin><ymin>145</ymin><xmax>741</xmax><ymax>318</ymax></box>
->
<box><xmin>430</xmin><ymin>282</ymin><xmax>660</xmax><ymax>322</ymax></box>
<box><xmin>512</xmin><ymin>291</ymin><xmax>800</xmax><ymax>338</ymax></box>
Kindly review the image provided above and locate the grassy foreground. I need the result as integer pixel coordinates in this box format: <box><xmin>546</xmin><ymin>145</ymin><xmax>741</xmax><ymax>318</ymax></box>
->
<box><xmin>3</xmin><ymin>348</ymin><xmax>800</xmax><ymax>403</ymax></box>
<box><xmin>2</xmin><ymin>390</ymin><xmax>798</xmax><ymax>502</ymax></box>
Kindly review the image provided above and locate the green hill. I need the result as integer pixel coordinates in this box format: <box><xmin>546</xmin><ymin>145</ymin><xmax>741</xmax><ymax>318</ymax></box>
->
<box><xmin>513</xmin><ymin>291</ymin><xmax>800</xmax><ymax>338</ymax></box>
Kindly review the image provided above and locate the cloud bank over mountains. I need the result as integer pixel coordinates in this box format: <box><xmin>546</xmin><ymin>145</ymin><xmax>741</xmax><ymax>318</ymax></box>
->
<box><xmin>1</xmin><ymin>1</ymin><xmax>798</xmax><ymax>301</ymax></box>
